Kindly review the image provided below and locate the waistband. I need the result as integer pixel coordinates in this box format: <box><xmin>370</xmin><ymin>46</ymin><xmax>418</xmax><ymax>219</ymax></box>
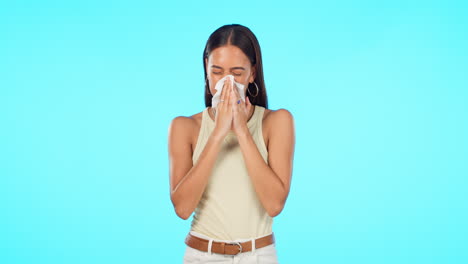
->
<box><xmin>185</xmin><ymin>231</ymin><xmax>275</xmax><ymax>255</ymax></box>
<box><xmin>189</xmin><ymin>230</ymin><xmax>273</xmax><ymax>243</ymax></box>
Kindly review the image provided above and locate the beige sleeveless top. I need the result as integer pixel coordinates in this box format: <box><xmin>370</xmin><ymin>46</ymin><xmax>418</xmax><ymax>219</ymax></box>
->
<box><xmin>190</xmin><ymin>105</ymin><xmax>273</xmax><ymax>241</ymax></box>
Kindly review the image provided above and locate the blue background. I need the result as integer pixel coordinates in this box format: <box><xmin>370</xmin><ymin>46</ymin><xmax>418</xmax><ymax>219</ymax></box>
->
<box><xmin>1</xmin><ymin>0</ymin><xmax>467</xmax><ymax>263</ymax></box>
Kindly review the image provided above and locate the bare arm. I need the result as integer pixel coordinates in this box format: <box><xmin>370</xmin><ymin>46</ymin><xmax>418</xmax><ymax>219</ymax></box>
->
<box><xmin>236</xmin><ymin>109</ymin><xmax>295</xmax><ymax>217</ymax></box>
<box><xmin>168</xmin><ymin>81</ymin><xmax>233</xmax><ymax>220</ymax></box>
<box><xmin>168</xmin><ymin>118</ymin><xmax>226</xmax><ymax>220</ymax></box>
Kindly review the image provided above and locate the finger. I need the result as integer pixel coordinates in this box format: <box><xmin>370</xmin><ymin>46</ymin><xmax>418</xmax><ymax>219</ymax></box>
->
<box><xmin>233</xmin><ymin>94</ymin><xmax>239</xmax><ymax>113</ymax></box>
<box><xmin>230</xmin><ymin>85</ymin><xmax>237</xmax><ymax>106</ymax></box>
<box><xmin>232</xmin><ymin>87</ymin><xmax>245</xmax><ymax>111</ymax></box>
<box><xmin>229</xmin><ymin>82</ymin><xmax>236</xmax><ymax>106</ymax></box>
<box><xmin>229</xmin><ymin>83</ymin><xmax>239</xmax><ymax>104</ymax></box>
<box><xmin>227</xmin><ymin>81</ymin><xmax>233</xmax><ymax>109</ymax></box>
<box><xmin>232</xmin><ymin>86</ymin><xmax>242</xmax><ymax>102</ymax></box>
<box><xmin>225</xmin><ymin>78</ymin><xmax>232</xmax><ymax>109</ymax></box>
<box><xmin>220</xmin><ymin>79</ymin><xmax>229</xmax><ymax>108</ymax></box>
<box><xmin>220</xmin><ymin>82</ymin><xmax>226</xmax><ymax>102</ymax></box>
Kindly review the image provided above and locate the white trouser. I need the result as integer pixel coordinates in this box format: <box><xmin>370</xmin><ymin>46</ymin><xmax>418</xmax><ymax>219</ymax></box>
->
<box><xmin>183</xmin><ymin>231</ymin><xmax>279</xmax><ymax>264</ymax></box>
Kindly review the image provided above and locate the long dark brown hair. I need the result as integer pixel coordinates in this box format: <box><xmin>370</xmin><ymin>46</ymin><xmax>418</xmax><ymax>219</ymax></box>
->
<box><xmin>203</xmin><ymin>24</ymin><xmax>268</xmax><ymax>109</ymax></box>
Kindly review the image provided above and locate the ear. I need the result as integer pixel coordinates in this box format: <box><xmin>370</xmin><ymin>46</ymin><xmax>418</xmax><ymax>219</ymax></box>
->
<box><xmin>249</xmin><ymin>64</ymin><xmax>256</xmax><ymax>83</ymax></box>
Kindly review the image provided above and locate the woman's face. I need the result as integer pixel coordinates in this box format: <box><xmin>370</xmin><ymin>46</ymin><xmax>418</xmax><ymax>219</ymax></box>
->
<box><xmin>205</xmin><ymin>45</ymin><xmax>256</xmax><ymax>97</ymax></box>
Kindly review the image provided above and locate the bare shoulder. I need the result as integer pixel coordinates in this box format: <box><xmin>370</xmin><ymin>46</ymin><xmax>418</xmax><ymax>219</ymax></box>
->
<box><xmin>168</xmin><ymin>110</ymin><xmax>204</xmax><ymax>147</ymax></box>
<box><xmin>263</xmin><ymin>107</ymin><xmax>294</xmax><ymax>127</ymax></box>
<box><xmin>261</xmin><ymin>107</ymin><xmax>294</xmax><ymax>149</ymax></box>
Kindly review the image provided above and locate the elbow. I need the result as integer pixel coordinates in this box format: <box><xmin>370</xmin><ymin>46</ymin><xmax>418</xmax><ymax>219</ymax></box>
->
<box><xmin>173</xmin><ymin>200</ymin><xmax>192</xmax><ymax>220</ymax></box>
<box><xmin>171</xmin><ymin>194</ymin><xmax>192</xmax><ymax>220</ymax></box>
<box><xmin>175</xmin><ymin>206</ymin><xmax>192</xmax><ymax>220</ymax></box>
<box><xmin>173</xmin><ymin>202</ymin><xmax>193</xmax><ymax>220</ymax></box>
<box><xmin>267</xmin><ymin>202</ymin><xmax>285</xmax><ymax>218</ymax></box>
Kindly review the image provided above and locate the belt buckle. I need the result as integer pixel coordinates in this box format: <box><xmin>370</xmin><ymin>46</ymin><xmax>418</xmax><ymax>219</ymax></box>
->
<box><xmin>227</xmin><ymin>241</ymin><xmax>243</xmax><ymax>255</ymax></box>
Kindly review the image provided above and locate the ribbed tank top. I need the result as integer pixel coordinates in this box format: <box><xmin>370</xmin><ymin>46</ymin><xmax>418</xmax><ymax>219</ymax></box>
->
<box><xmin>190</xmin><ymin>105</ymin><xmax>273</xmax><ymax>241</ymax></box>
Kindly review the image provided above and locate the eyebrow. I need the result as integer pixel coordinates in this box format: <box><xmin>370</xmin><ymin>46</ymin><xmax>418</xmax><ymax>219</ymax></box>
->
<box><xmin>211</xmin><ymin>65</ymin><xmax>246</xmax><ymax>70</ymax></box>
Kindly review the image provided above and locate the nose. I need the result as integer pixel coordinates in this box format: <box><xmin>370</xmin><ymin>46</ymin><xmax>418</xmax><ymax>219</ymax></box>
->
<box><xmin>222</xmin><ymin>74</ymin><xmax>236</xmax><ymax>82</ymax></box>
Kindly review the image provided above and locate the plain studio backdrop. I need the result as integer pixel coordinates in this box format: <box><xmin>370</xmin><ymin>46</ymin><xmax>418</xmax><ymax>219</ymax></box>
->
<box><xmin>1</xmin><ymin>0</ymin><xmax>467</xmax><ymax>263</ymax></box>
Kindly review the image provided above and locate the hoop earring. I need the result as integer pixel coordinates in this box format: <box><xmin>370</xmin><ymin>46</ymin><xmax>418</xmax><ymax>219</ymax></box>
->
<box><xmin>247</xmin><ymin>82</ymin><xmax>259</xmax><ymax>97</ymax></box>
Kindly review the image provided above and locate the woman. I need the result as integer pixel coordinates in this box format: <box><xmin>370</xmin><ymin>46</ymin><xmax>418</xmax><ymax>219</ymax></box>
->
<box><xmin>168</xmin><ymin>24</ymin><xmax>295</xmax><ymax>263</ymax></box>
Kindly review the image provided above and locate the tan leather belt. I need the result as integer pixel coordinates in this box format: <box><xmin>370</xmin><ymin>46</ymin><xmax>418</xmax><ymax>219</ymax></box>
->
<box><xmin>185</xmin><ymin>232</ymin><xmax>275</xmax><ymax>255</ymax></box>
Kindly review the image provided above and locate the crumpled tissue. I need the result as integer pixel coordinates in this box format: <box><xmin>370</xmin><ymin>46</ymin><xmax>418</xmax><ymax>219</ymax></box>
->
<box><xmin>211</xmin><ymin>75</ymin><xmax>245</xmax><ymax>108</ymax></box>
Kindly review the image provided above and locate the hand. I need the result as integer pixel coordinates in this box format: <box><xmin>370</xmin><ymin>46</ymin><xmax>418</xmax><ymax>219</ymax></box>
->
<box><xmin>231</xmin><ymin>83</ymin><xmax>253</xmax><ymax>136</ymax></box>
<box><xmin>212</xmin><ymin>78</ymin><xmax>234</xmax><ymax>138</ymax></box>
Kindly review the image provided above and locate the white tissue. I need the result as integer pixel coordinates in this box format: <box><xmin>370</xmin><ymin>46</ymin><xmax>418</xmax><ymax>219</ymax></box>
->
<box><xmin>211</xmin><ymin>75</ymin><xmax>245</xmax><ymax>108</ymax></box>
